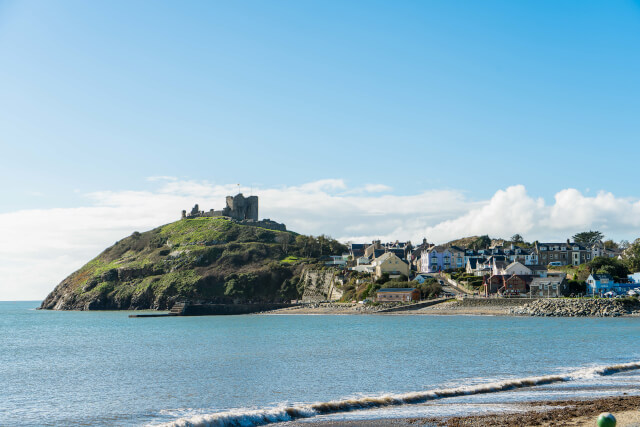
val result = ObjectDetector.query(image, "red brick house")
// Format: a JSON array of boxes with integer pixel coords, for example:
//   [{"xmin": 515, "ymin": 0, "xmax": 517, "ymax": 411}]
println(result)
[
  {"xmin": 484, "ymin": 274, "xmax": 535, "ymax": 296},
  {"xmin": 483, "ymin": 274, "xmax": 506, "ymax": 296},
  {"xmin": 499, "ymin": 274, "xmax": 534, "ymax": 296}
]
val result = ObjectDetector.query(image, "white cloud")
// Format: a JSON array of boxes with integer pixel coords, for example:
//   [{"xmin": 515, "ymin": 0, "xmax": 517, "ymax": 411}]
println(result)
[
  {"xmin": 146, "ymin": 176, "xmax": 178, "ymax": 182},
  {"xmin": 363, "ymin": 184, "xmax": 392, "ymax": 193},
  {"xmin": 2, "ymin": 180, "xmax": 640, "ymax": 301}
]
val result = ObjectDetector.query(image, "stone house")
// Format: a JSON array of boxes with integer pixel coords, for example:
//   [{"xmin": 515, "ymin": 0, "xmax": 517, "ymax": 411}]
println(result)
[
  {"xmin": 535, "ymin": 240, "xmax": 592, "ymax": 266},
  {"xmin": 530, "ymin": 275, "xmax": 569, "ymax": 298},
  {"xmin": 376, "ymin": 288, "xmax": 421, "ymax": 302}
]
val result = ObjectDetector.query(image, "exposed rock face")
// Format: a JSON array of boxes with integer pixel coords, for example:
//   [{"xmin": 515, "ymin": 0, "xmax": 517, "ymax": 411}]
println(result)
[
  {"xmin": 509, "ymin": 298, "xmax": 640, "ymax": 317},
  {"xmin": 300, "ymin": 270, "xmax": 342, "ymax": 302}
]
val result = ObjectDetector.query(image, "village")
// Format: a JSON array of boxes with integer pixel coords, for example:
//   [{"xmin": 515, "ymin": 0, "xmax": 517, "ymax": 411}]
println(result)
[{"xmin": 320, "ymin": 234, "xmax": 640, "ymax": 304}]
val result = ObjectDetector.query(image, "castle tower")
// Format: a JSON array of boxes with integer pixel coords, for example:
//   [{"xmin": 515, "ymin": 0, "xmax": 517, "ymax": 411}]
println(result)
[{"xmin": 224, "ymin": 193, "xmax": 258, "ymax": 220}]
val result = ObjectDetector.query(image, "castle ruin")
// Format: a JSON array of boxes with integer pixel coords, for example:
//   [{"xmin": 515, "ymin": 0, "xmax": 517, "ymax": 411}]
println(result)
[
  {"xmin": 182, "ymin": 193, "xmax": 258, "ymax": 221},
  {"xmin": 181, "ymin": 193, "xmax": 286, "ymax": 231}
]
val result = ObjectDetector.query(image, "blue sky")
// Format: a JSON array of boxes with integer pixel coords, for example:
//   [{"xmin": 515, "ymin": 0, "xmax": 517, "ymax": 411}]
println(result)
[
  {"xmin": 2, "ymin": 1, "xmax": 640, "ymax": 211},
  {"xmin": 3, "ymin": 1, "xmax": 640, "ymax": 299}
]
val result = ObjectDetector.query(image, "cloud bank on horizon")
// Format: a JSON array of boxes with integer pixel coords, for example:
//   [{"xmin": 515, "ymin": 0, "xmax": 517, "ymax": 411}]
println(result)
[{"xmin": 2, "ymin": 178, "xmax": 640, "ymax": 300}]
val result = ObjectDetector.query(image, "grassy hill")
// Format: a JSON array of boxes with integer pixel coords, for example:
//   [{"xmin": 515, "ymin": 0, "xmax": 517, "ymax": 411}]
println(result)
[{"xmin": 40, "ymin": 217, "xmax": 345, "ymax": 310}]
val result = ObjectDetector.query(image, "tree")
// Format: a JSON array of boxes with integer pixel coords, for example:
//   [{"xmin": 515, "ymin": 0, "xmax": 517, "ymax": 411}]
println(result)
[
  {"xmin": 567, "ymin": 279, "xmax": 586, "ymax": 295},
  {"xmin": 470, "ymin": 235, "xmax": 491, "ymax": 250},
  {"xmin": 588, "ymin": 256, "xmax": 629, "ymax": 282},
  {"xmin": 416, "ymin": 278, "xmax": 442, "ymax": 299},
  {"xmin": 603, "ymin": 240, "xmax": 618, "ymax": 250},
  {"xmin": 623, "ymin": 238, "xmax": 640, "ymax": 272},
  {"xmin": 572, "ymin": 230, "xmax": 604, "ymax": 245},
  {"xmin": 619, "ymin": 240, "xmax": 630, "ymax": 250},
  {"xmin": 510, "ymin": 234, "xmax": 524, "ymax": 244},
  {"xmin": 275, "ymin": 233, "xmax": 291, "ymax": 254}
]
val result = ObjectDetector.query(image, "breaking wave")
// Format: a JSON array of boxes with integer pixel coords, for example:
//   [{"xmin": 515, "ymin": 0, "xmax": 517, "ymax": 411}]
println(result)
[{"xmin": 158, "ymin": 361, "xmax": 640, "ymax": 427}]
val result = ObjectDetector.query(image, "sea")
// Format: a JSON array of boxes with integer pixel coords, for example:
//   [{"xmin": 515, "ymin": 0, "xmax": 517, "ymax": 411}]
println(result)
[{"xmin": 2, "ymin": 300, "xmax": 640, "ymax": 426}]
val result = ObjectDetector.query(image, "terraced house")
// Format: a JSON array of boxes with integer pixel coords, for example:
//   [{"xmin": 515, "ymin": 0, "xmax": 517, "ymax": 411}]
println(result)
[
  {"xmin": 372, "ymin": 252, "xmax": 410, "ymax": 279},
  {"xmin": 448, "ymin": 246, "xmax": 466, "ymax": 269},
  {"xmin": 534, "ymin": 240, "xmax": 591, "ymax": 266},
  {"xmin": 420, "ymin": 246, "xmax": 452, "ymax": 273}
]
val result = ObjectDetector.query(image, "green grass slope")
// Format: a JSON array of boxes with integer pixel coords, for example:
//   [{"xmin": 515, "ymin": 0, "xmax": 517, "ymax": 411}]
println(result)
[{"xmin": 40, "ymin": 218, "xmax": 345, "ymax": 310}]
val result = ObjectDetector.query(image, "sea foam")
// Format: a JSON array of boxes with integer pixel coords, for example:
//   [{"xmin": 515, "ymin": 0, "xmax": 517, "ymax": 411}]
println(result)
[{"xmin": 158, "ymin": 361, "xmax": 640, "ymax": 427}]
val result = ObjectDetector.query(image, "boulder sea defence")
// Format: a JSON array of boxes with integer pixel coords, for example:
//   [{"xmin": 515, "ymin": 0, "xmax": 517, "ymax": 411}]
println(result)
[{"xmin": 509, "ymin": 298, "xmax": 640, "ymax": 317}]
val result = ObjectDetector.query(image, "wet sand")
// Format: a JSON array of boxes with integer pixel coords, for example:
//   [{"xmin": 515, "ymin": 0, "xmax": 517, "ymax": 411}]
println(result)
[{"xmin": 282, "ymin": 395, "xmax": 640, "ymax": 426}]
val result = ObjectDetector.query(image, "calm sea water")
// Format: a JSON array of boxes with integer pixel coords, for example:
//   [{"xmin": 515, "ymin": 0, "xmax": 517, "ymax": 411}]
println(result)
[{"xmin": 2, "ymin": 301, "xmax": 640, "ymax": 426}]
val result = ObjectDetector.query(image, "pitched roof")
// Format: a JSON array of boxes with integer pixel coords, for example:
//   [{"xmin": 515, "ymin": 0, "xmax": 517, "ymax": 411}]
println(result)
[
  {"xmin": 376, "ymin": 252, "xmax": 406, "ymax": 263},
  {"xmin": 506, "ymin": 274, "xmax": 536, "ymax": 284},
  {"xmin": 494, "ymin": 261, "xmax": 509, "ymax": 269},
  {"xmin": 373, "ymin": 249, "xmax": 386, "ymax": 258},
  {"xmin": 377, "ymin": 288, "xmax": 417, "ymax": 292},
  {"xmin": 531, "ymin": 274, "xmax": 566, "ymax": 285},
  {"xmin": 504, "ymin": 261, "xmax": 531, "ymax": 270}
]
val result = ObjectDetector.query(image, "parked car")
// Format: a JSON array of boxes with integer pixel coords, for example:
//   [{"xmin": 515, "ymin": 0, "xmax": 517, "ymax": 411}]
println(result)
[{"xmin": 548, "ymin": 261, "xmax": 563, "ymax": 266}]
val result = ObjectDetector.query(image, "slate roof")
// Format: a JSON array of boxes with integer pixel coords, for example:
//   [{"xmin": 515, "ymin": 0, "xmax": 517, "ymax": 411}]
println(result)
[
  {"xmin": 377, "ymin": 288, "xmax": 418, "ymax": 293},
  {"xmin": 530, "ymin": 274, "xmax": 566, "ymax": 285}
]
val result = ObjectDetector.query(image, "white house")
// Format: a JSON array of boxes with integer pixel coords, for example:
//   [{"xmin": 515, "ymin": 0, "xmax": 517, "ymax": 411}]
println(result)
[{"xmin": 501, "ymin": 261, "xmax": 532, "ymax": 276}]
